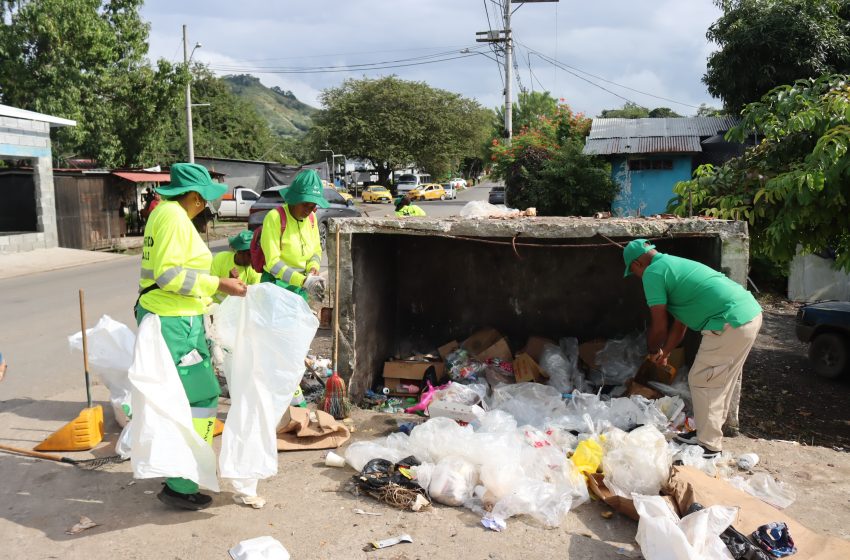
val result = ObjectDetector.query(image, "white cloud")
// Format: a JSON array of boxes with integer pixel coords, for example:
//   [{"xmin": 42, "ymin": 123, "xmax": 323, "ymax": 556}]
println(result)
[{"xmin": 141, "ymin": 0, "xmax": 723, "ymax": 116}]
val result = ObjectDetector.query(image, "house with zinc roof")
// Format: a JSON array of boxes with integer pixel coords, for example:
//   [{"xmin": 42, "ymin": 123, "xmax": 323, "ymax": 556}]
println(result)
[{"xmin": 582, "ymin": 116, "xmax": 743, "ymax": 216}]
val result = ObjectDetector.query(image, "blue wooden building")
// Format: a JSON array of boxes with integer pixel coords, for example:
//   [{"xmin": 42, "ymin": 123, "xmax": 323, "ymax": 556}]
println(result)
[{"xmin": 583, "ymin": 117, "xmax": 741, "ymax": 216}]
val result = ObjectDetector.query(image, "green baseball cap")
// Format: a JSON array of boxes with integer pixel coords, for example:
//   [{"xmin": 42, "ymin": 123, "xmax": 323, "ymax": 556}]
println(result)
[
  {"xmin": 157, "ymin": 163, "xmax": 228, "ymax": 201},
  {"xmin": 228, "ymin": 229, "xmax": 254, "ymax": 251},
  {"xmin": 283, "ymin": 169, "xmax": 329, "ymax": 208},
  {"xmin": 623, "ymin": 239, "xmax": 656, "ymax": 277}
]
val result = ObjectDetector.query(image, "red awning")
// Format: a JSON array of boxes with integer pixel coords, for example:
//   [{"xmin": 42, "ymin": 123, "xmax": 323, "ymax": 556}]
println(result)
[{"xmin": 112, "ymin": 171, "xmax": 171, "ymax": 183}]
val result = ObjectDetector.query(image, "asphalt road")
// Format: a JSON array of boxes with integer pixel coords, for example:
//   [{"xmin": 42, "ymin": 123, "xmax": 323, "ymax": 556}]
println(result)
[{"xmin": 0, "ymin": 182, "xmax": 499, "ymax": 409}]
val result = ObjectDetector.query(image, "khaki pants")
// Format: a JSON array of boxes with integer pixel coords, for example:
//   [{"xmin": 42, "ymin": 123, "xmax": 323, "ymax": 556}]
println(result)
[{"xmin": 689, "ymin": 313, "xmax": 762, "ymax": 451}]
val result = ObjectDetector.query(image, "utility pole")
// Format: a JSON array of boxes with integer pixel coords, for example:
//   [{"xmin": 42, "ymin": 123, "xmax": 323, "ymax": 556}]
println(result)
[
  {"xmin": 476, "ymin": 0, "xmax": 558, "ymax": 146},
  {"xmin": 183, "ymin": 25, "xmax": 194, "ymax": 163}
]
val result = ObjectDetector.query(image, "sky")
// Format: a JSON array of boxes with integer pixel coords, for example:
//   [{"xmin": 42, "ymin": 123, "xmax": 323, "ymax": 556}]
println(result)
[{"xmin": 140, "ymin": 0, "xmax": 723, "ymax": 117}]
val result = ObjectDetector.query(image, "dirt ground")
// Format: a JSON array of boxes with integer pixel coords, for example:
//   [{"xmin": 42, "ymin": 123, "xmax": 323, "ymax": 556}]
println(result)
[{"xmin": 1, "ymin": 303, "xmax": 849, "ymax": 559}]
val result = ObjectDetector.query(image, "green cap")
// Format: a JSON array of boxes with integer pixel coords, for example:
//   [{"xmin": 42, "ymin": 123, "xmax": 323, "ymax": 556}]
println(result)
[
  {"xmin": 283, "ymin": 169, "xmax": 329, "ymax": 208},
  {"xmin": 228, "ymin": 229, "xmax": 254, "ymax": 251},
  {"xmin": 623, "ymin": 239, "xmax": 656, "ymax": 277},
  {"xmin": 157, "ymin": 163, "xmax": 228, "ymax": 201}
]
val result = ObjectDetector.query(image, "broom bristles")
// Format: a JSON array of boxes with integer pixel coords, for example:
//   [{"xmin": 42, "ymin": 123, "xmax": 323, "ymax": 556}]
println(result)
[{"xmin": 321, "ymin": 371, "xmax": 350, "ymax": 419}]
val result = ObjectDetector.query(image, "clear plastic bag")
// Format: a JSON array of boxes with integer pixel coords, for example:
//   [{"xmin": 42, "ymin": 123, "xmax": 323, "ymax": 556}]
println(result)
[
  {"xmin": 540, "ymin": 343, "xmax": 574, "ymax": 394},
  {"xmin": 344, "ymin": 437, "xmax": 413, "ymax": 472},
  {"xmin": 633, "ymin": 493, "xmax": 737, "ymax": 560},
  {"xmin": 728, "ymin": 473, "xmax": 796, "ymax": 509},
  {"xmin": 459, "ymin": 201, "xmax": 516, "ymax": 219},
  {"xmin": 596, "ymin": 332, "xmax": 647, "ymax": 386},
  {"xmin": 427, "ymin": 456, "xmax": 479, "ymax": 506},
  {"xmin": 670, "ymin": 443, "xmax": 734, "ymax": 479},
  {"xmin": 602, "ymin": 425, "xmax": 671, "ymax": 498},
  {"xmin": 68, "ymin": 315, "xmax": 135, "ymax": 427},
  {"xmin": 487, "ymin": 383, "xmax": 567, "ymax": 428}
]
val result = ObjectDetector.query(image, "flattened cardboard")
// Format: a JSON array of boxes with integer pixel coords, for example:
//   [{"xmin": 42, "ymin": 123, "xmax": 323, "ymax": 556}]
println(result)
[
  {"xmin": 579, "ymin": 340, "xmax": 607, "ymax": 370},
  {"xmin": 635, "ymin": 359, "xmax": 677, "ymax": 386},
  {"xmin": 276, "ymin": 406, "xmax": 351, "ymax": 451},
  {"xmin": 382, "ymin": 361, "xmax": 445, "ymax": 380},
  {"xmin": 520, "ymin": 336, "xmax": 556, "ymax": 363},
  {"xmin": 588, "ymin": 473, "xmax": 679, "ymax": 521},
  {"xmin": 626, "ymin": 379, "xmax": 663, "ymax": 400}
]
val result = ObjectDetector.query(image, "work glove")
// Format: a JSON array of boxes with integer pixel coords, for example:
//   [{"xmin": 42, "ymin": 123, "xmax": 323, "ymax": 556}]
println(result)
[{"xmin": 303, "ymin": 274, "xmax": 326, "ymax": 301}]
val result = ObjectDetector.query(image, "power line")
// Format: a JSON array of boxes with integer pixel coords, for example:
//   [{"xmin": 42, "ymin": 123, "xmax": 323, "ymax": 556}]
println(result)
[
  {"xmin": 209, "ymin": 44, "xmax": 477, "ymax": 64},
  {"xmin": 521, "ymin": 42, "xmax": 701, "ymax": 109},
  {"xmin": 528, "ymin": 49, "xmax": 636, "ymax": 105},
  {"xmin": 208, "ymin": 53, "xmax": 482, "ymax": 75}
]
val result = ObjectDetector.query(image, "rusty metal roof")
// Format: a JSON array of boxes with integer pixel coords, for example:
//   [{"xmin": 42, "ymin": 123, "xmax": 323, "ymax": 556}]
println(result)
[{"xmin": 583, "ymin": 116, "xmax": 741, "ymax": 156}]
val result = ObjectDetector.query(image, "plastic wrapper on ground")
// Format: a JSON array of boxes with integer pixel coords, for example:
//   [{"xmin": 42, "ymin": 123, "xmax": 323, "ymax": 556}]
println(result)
[
  {"xmin": 728, "ymin": 473, "xmax": 796, "ymax": 509},
  {"xmin": 602, "ymin": 425, "xmax": 672, "ymax": 498}
]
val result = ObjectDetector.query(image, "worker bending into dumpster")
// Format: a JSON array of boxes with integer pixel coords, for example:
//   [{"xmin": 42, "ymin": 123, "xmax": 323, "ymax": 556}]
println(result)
[
  {"xmin": 394, "ymin": 195, "xmax": 426, "ymax": 217},
  {"xmin": 623, "ymin": 239, "xmax": 762, "ymax": 457},
  {"xmin": 136, "ymin": 163, "xmax": 247, "ymax": 510},
  {"xmin": 211, "ymin": 229, "xmax": 261, "ymax": 303},
  {"xmin": 259, "ymin": 169, "xmax": 326, "ymax": 302}
]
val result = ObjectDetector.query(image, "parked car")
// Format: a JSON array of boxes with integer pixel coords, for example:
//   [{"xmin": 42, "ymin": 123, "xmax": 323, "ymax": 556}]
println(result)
[
  {"xmin": 795, "ymin": 301, "xmax": 850, "ymax": 378},
  {"xmin": 450, "ymin": 177, "xmax": 467, "ymax": 190},
  {"xmin": 410, "ymin": 183, "xmax": 446, "ymax": 201},
  {"xmin": 361, "ymin": 185, "xmax": 392, "ymax": 203},
  {"xmin": 441, "ymin": 182, "xmax": 457, "ymax": 200},
  {"xmin": 395, "ymin": 173, "xmax": 421, "ymax": 196},
  {"xmin": 488, "ymin": 185, "xmax": 506, "ymax": 205},
  {"xmin": 216, "ymin": 187, "xmax": 259, "ymax": 220},
  {"xmin": 323, "ymin": 180, "xmax": 353, "ymax": 202},
  {"xmin": 248, "ymin": 186, "xmax": 361, "ymax": 248}
]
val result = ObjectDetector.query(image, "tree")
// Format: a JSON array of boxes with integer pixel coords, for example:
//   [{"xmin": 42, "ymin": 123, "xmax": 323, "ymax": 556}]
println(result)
[
  {"xmin": 307, "ymin": 76, "xmax": 492, "ymax": 184},
  {"xmin": 491, "ymin": 103, "xmax": 617, "ymax": 216},
  {"xmin": 669, "ymin": 75, "xmax": 850, "ymax": 271},
  {"xmin": 704, "ymin": 0, "xmax": 850, "ymax": 112},
  {"xmin": 494, "ymin": 90, "xmax": 559, "ymax": 136},
  {"xmin": 696, "ymin": 103, "xmax": 726, "ymax": 117},
  {"xmin": 598, "ymin": 102, "xmax": 682, "ymax": 119},
  {"xmin": 0, "ymin": 0, "xmax": 186, "ymax": 167}
]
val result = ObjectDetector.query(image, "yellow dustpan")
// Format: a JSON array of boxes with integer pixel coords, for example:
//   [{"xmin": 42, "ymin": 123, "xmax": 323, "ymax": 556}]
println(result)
[{"xmin": 35, "ymin": 290, "xmax": 104, "ymax": 452}]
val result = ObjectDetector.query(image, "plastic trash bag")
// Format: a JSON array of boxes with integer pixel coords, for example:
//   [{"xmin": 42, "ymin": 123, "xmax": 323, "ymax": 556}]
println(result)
[
  {"xmin": 728, "ymin": 473, "xmax": 796, "ymax": 509},
  {"xmin": 488, "ymin": 383, "xmax": 567, "ymax": 428},
  {"xmin": 596, "ymin": 332, "xmax": 647, "ymax": 386},
  {"xmin": 670, "ymin": 443, "xmax": 734, "ymax": 479},
  {"xmin": 572, "ymin": 438, "xmax": 603, "ymax": 476},
  {"xmin": 128, "ymin": 314, "xmax": 219, "ymax": 492},
  {"xmin": 228, "ymin": 536, "xmax": 290, "ymax": 560},
  {"xmin": 345, "ymin": 437, "xmax": 413, "ymax": 472},
  {"xmin": 540, "ymin": 342, "xmax": 574, "ymax": 394},
  {"xmin": 212, "ymin": 284, "xmax": 319, "ymax": 496},
  {"xmin": 68, "ymin": 314, "xmax": 135, "ymax": 427},
  {"xmin": 459, "ymin": 201, "xmax": 516, "ymax": 219},
  {"xmin": 427, "ymin": 456, "xmax": 479, "ymax": 506},
  {"xmin": 633, "ymin": 493, "xmax": 737, "ymax": 560},
  {"xmin": 602, "ymin": 425, "xmax": 671, "ymax": 498}
]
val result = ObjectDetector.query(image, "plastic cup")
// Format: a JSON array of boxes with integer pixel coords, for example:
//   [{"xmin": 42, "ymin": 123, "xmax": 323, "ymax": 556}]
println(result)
[{"xmin": 325, "ymin": 451, "xmax": 346, "ymax": 468}]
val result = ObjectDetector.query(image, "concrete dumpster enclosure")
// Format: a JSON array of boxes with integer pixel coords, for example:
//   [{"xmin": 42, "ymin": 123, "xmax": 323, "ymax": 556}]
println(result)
[{"xmin": 327, "ymin": 216, "xmax": 750, "ymax": 398}]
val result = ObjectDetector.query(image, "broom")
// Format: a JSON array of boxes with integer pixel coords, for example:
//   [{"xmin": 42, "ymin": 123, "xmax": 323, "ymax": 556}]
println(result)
[{"xmin": 322, "ymin": 227, "xmax": 350, "ymax": 420}]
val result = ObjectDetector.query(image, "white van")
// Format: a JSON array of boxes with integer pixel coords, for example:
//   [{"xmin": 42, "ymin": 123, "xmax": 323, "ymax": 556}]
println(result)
[{"xmin": 395, "ymin": 173, "xmax": 432, "ymax": 195}]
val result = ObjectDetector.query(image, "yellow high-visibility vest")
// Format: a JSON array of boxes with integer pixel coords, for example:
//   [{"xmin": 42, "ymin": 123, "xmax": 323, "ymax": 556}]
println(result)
[
  {"xmin": 260, "ymin": 205, "xmax": 321, "ymax": 289},
  {"xmin": 210, "ymin": 250, "xmax": 261, "ymax": 303}
]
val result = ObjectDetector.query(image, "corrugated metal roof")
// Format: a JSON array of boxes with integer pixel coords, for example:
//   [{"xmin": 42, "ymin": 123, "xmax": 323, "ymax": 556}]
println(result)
[
  {"xmin": 588, "ymin": 116, "xmax": 739, "ymax": 139},
  {"xmin": 112, "ymin": 171, "xmax": 171, "ymax": 183},
  {"xmin": 583, "ymin": 136, "xmax": 703, "ymax": 155},
  {"xmin": 0, "ymin": 104, "xmax": 76, "ymax": 127}
]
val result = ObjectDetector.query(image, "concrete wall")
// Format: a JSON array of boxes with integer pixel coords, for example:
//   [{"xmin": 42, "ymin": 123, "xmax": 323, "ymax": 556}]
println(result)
[
  {"xmin": 788, "ymin": 250, "xmax": 850, "ymax": 302},
  {"xmin": 328, "ymin": 216, "xmax": 751, "ymax": 398},
  {"xmin": 611, "ymin": 154, "xmax": 693, "ymax": 217},
  {"xmin": 0, "ymin": 116, "xmax": 58, "ymax": 253}
]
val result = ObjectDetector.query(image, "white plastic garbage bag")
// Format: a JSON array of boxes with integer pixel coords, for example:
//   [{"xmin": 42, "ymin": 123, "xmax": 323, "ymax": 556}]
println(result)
[
  {"xmin": 128, "ymin": 314, "xmax": 219, "ymax": 491},
  {"xmin": 540, "ymin": 339, "xmax": 580, "ymax": 394},
  {"xmin": 213, "ymin": 284, "xmax": 319, "ymax": 496},
  {"xmin": 602, "ymin": 425, "xmax": 671, "ymax": 498},
  {"xmin": 69, "ymin": 315, "xmax": 135, "ymax": 426},
  {"xmin": 459, "ymin": 200, "xmax": 516, "ymax": 218},
  {"xmin": 633, "ymin": 493, "xmax": 736, "ymax": 560},
  {"xmin": 427, "ymin": 456, "xmax": 479, "ymax": 506},
  {"xmin": 228, "ymin": 536, "xmax": 290, "ymax": 560}
]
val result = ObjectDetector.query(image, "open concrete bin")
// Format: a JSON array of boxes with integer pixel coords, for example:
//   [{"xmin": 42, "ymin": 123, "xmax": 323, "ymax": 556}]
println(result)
[{"xmin": 326, "ymin": 216, "xmax": 751, "ymax": 400}]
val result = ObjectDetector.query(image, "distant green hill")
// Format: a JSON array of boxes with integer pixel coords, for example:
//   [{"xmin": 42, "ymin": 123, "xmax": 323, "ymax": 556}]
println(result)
[{"xmin": 223, "ymin": 74, "xmax": 317, "ymax": 137}]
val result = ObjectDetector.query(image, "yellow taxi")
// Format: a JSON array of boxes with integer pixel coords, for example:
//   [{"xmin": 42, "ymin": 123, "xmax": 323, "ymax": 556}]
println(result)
[
  {"xmin": 323, "ymin": 180, "xmax": 354, "ymax": 202},
  {"xmin": 409, "ymin": 183, "xmax": 446, "ymax": 201},
  {"xmin": 361, "ymin": 184, "xmax": 393, "ymax": 203}
]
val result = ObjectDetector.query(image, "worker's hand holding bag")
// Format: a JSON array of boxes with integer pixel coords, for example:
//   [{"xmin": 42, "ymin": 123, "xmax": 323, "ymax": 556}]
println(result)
[
  {"xmin": 303, "ymin": 274, "xmax": 326, "ymax": 300},
  {"xmin": 219, "ymin": 277, "xmax": 248, "ymax": 297}
]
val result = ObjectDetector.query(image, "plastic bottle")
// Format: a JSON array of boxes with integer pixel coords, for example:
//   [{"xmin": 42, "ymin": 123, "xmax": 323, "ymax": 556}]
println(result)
[{"xmin": 292, "ymin": 386, "xmax": 307, "ymax": 408}]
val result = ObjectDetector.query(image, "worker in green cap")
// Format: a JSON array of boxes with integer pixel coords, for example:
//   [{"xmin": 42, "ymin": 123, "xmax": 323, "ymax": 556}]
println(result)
[
  {"xmin": 394, "ymin": 195, "xmax": 426, "ymax": 217},
  {"xmin": 260, "ymin": 169, "xmax": 327, "ymax": 301},
  {"xmin": 623, "ymin": 239, "xmax": 762, "ymax": 458},
  {"xmin": 210, "ymin": 229, "xmax": 261, "ymax": 303},
  {"xmin": 136, "ymin": 162, "xmax": 247, "ymax": 511}
]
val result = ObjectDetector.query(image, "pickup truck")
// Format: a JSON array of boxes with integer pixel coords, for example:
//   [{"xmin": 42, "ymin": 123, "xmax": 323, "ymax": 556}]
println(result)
[
  {"xmin": 795, "ymin": 301, "xmax": 850, "ymax": 378},
  {"xmin": 216, "ymin": 187, "xmax": 259, "ymax": 220}
]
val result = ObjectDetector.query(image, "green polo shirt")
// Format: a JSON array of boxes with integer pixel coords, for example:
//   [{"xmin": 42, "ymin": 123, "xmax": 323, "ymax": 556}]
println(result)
[{"xmin": 642, "ymin": 253, "xmax": 761, "ymax": 331}]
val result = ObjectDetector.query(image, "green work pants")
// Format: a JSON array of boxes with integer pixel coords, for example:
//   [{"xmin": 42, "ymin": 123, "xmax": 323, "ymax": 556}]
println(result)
[
  {"xmin": 136, "ymin": 305, "xmax": 219, "ymax": 495},
  {"xmin": 261, "ymin": 271, "xmax": 308, "ymax": 301}
]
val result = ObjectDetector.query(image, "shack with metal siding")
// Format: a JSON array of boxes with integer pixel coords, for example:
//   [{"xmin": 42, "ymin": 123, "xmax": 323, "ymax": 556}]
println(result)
[{"xmin": 583, "ymin": 117, "xmax": 743, "ymax": 216}]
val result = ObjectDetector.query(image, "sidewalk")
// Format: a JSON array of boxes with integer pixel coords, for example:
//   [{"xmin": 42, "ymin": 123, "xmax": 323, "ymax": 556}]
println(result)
[{"xmin": 0, "ymin": 248, "xmax": 132, "ymax": 280}]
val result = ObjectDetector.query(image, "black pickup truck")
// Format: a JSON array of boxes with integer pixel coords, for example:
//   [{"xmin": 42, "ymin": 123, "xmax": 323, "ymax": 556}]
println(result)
[{"xmin": 795, "ymin": 301, "xmax": 850, "ymax": 378}]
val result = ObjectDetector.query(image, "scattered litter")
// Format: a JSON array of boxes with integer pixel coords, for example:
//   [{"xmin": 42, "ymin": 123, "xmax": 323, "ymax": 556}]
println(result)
[
  {"xmin": 364, "ymin": 534, "xmax": 413, "ymax": 551},
  {"xmin": 481, "ymin": 516, "xmax": 507, "ymax": 532},
  {"xmin": 228, "ymin": 536, "xmax": 289, "ymax": 560},
  {"xmin": 728, "ymin": 473, "xmax": 796, "ymax": 509},
  {"xmin": 233, "ymin": 495, "xmax": 266, "ymax": 509},
  {"xmin": 459, "ymin": 201, "xmax": 534, "ymax": 219},
  {"xmin": 324, "ymin": 451, "xmax": 346, "ymax": 467},
  {"xmin": 66, "ymin": 516, "xmax": 98, "ymax": 535},
  {"xmin": 353, "ymin": 508, "xmax": 382, "ymax": 516},
  {"xmin": 752, "ymin": 522, "xmax": 796, "ymax": 558},
  {"xmin": 736, "ymin": 453, "xmax": 759, "ymax": 470},
  {"xmin": 144, "ymin": 490, "xmax": 154, "ymax": 494},
  {"xmin": 601, "ymin": 510, "xmax": 614, "ymax": 519}
]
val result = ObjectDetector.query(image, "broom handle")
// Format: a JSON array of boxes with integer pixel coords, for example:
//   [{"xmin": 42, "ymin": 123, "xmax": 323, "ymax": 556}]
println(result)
[
  {"xmin": 333, "ymin": 227, "xmax": 341, "ymax": 370},
  {"xmin": 0, "ymin": 443, "xmax": 67, "ymax": 463},
  {"xmin": 79, "ymin": 289, "xmax": 92, "ymax": 409}
]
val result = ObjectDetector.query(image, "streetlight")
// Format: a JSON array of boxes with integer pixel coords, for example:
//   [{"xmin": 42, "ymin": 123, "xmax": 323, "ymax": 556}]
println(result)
[{"xmin": 183, "ymin": 24, "xmax": 202, "ymax": 163}]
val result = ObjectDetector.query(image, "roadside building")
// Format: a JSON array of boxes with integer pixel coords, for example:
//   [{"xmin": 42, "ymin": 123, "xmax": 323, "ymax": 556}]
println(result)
[{"xmin": 583, "ymin": 117, "xmax": 743, "ymax": 216}]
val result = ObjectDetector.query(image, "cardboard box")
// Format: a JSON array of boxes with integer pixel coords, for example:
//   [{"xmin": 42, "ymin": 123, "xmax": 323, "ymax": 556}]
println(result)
[
  {"xmin": 634, "ymin": 359, "xmax": 677, "ymax": 386},
  {"xmin": 428, "ymin": 400, "xmax": 485, "ymax": 424},
  {"xmin": 626, "ymin": 379, "xmax": 663, "ymax": 400},
  {"xmin": 477, "ymin": 338, "xmax": 512, "ymax": 362},
  {"xmin": 579, "ymin": 339, "xmax": 607, "ymax": 370},
  {"xmin": 382, "ymin": 376, "xmax": 422, "ymax": 396},
  {"xmin": 520, "ymin": 336, "xmax": 556, "ymax": 363},
  {"xmin": 463, "ymin": 328, "xmax": 512, "ymax": 362},
  {"xmin": 588, "ymin": 473, "xmax": 679, "ymax": 521},
  {"xmin": 667, "ymin": 347, "xmax": 685, "ymax": 370},
  {"xmin": 382, "ymin": 360, "xmax": 445, "ymax": 381},
  {"xmin": 437, "ymin": 340, "xmax": 459, "ymax": 361}
]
